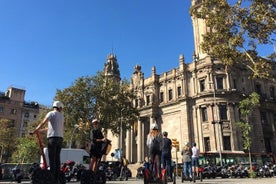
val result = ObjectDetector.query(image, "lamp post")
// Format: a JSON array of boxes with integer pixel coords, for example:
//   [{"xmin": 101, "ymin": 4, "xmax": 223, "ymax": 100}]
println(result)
[
  {"xmin": 69, "ymin": 124, "xmax": 80, "ymax": 149},
  {"xmin": 209, "ymin": 80, "xmax": 223, "ymax": 166},
  {"xmin": 0, "ymin": 145, "xmax": 3, "ymax": 162},
  {"xmin": 120, "ymin": 108, "xmax": 125, "ymax": 159}
]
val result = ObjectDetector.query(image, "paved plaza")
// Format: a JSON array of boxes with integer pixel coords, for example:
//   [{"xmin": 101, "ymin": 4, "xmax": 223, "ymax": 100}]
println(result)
[{"xmin": 1, "ymin": 177, "xmax": 276, "ymax": 184}]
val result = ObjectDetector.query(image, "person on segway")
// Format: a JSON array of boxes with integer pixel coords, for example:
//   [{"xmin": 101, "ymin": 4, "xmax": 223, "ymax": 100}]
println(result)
[
  {"xmin": 31, "ymin": 101, "xmax": 64, "ymax": 184},
  {"xmin": 161, "ymin": 131, "xmax": 172, "ymax": 181},
  {"xmin": 89, "ymin": 118, "xmax": 107, "ymax": 172},
  {"xmin": 146, "ymin": 123, "xmax": 164, "ymax": 180}
]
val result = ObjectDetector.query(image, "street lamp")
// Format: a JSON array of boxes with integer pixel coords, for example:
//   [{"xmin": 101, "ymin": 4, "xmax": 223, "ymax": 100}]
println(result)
[
  {"xmin": 120, "ymin": 108, "xmax": 125, "ymax": 159},
  {"xmin": 209, "ymin": 80, "xmax": 223, "ymax": 166},
  {"xmin": 69, "ymin": 124, "xmax": 80, "ymax": 149}
]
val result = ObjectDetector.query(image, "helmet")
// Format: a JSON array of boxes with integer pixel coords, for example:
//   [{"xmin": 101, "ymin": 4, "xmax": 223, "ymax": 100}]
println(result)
[
  {"xmin": 150, "ymin": 123, "xmax": 158, "ymax": 130},
  {"xmin": 163, "ymin": 131, "xmax": 168, "ymax": 136},
  {"xmin": 52, "ymin": 101, "xmax": 64, "ymax": 109}
]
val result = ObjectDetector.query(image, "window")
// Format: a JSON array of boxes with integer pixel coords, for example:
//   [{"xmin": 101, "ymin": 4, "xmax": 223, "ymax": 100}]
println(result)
[
  {"xmin": 11, "ymin": 109, "xmax": 17, "ymax": 114},
  {"xmin": 159, "ymin": 92, "xmax": 164, "ymax": 103},
  {"xmin": 264, "ymin": 138, "xmax": 272, "ymax": 153},
  {"xmin": 204, "ymin": 137, "xmax": 210, "ymax": 152},
  {"xmin": 0, "ymin": 106, "xmax": 3, "ymax": 112},
  {"xmin": 216, "ymin": 77, "xmax": 224, "ymax": 89},
  {"xmin": 177, "ymin": 86, "xmax": 181, "ymax": 97},
  {"xmin": 270, "ymin": 86, "xmax": 275, "ymax": 99},
  {"xmin": 260, "ymin": 111, "xmax": 267, "ymax": 124},
  {"xmin": 223, "ymin": 136, "xmax": 231, "ymax": 150},
  {"xmin": 146, "ymin": 95, "xmax": 150, "ymax": 106},
  {"xmin": 255, "ymin": 84, "xmax": 262, "ymax": 95},
  {"xmin": 219, "ymin": 105, "xmax": 227, "ymax": 120},
  {"xmin": 168, "ymin": 89, "xmax": 173, "ymax": 100},
  {"xmin": 199, "ymin": 79, "xmax": 205, "ymax": 92},
  {"xmin": 233, "ymin": 79, "xmax": 237, "ymax": 89},
  {"xmin": 201, "ymin": 107, "xmax": 208, "ymax": 122}
]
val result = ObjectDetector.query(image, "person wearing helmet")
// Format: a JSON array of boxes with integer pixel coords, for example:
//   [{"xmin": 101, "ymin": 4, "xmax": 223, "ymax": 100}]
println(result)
[
  {"xmin": 31, "ymin": 100, "xmax": 64, "ymax": 184},
  {"xmin": 161, "ymin": 131, "xmax": 172, "ymax": 181},
  {"xmin": 146, "ymin": 123, "xmax": 163, "ymax": 180}
]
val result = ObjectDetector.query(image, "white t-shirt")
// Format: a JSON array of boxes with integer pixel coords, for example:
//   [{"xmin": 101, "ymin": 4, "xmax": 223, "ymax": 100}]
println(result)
[
  {"xmin": 192, "ymin": 146, "xmax": 199, "ymax": 158},
  {"xmin": 46, "ymin": 110, "xmax": 64, "ymax": 138}
]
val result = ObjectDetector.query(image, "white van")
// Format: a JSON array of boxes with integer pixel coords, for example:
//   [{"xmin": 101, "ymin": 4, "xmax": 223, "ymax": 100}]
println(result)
[{"xmin": 42, "ymin": 148, "xmax": 90, "ymax": 169}]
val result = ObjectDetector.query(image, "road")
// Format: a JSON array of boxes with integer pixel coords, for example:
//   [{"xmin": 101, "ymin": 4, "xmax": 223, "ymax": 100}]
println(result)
[{"xmin": 1, "ymin": 177, "xmax": 276, "ymax": 184}]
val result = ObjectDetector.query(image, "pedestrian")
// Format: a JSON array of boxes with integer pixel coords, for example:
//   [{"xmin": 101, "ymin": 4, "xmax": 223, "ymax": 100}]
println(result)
[
  {"xmin": 191, "ymin": 142, "xmax": 200, "ymax": 176},
  {"xmin": 31, "ymin": 101, "xmax": 64, "ymax": 184},
  {"xmin": 181, "ymin": 142, "xmax": 192, "ymax": 179},
  {"xmin": 89, "ymin": 118, "xmax": 107, "ymax": 172},
  {"xmin": 161, "ymin": 131, "xmax": 172, "ymax": 181},
  {"xmin": 120, "ymin": 154, "xmax": 129, "ymax": 179},
  {"xmin": 146, "ymin": 123, "xmax": 163, "ymax": 180}
]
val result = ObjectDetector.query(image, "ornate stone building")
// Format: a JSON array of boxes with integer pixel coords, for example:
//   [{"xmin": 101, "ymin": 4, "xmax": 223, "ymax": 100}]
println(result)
[{"xmin": 121, "ymin": 0, "xmax": 276, "ymax": 164}]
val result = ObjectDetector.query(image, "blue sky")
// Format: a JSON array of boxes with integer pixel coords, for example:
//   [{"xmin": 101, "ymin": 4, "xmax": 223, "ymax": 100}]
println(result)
[{"xmin": 0, "ymin": 0, "xmax": 194, "ymax": 106}]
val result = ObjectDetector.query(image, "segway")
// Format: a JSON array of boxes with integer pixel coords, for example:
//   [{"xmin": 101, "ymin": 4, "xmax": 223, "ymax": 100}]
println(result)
[
  {"xmin": 80, "ymin": 139, "xmax": 111, "ymax": 184},
  {"xmin": 29, "ymin": 131, "xmax": 65, "ymax": 184},
  {"xmin": 143, "ymin": 157, "xmax": 168, "ymax": 184}
]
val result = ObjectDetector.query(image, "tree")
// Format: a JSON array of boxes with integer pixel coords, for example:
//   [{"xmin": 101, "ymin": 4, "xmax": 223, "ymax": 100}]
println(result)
[
  {"xmin": 236, "ymin": 92, "xmax": 260, "ymax": 176},
  {"xmin": 10, "ymin": 111, "xmax": 50, "ymax": 163},
  {"xmin": 55, "ymin": 72, "xmax": 139, "ymax": 148},
  {"xmin": 190, "ymin": 0, "xmax": 276, "ymax": 79},
  {"xmin": 11, "ymin": 135, "xmax": 40, "ymax": 163},
  {"xmin": 0, "ymin": 118, "xmax": 17, "ymax": 162}
]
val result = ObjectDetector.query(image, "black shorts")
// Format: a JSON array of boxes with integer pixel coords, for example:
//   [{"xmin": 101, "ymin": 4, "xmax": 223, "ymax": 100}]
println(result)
[{"xmin": 90, "ymin": 144, "xmax": 102, "ymax": 158}]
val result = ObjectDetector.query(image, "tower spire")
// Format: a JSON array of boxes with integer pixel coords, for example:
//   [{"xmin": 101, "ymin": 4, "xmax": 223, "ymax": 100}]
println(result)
[{"xmin": 191, "ymin": 0, "xmax": 209, "ymax": 59}]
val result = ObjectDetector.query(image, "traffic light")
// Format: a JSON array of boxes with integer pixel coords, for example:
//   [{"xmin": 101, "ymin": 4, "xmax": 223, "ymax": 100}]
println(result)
[{"xmin": 171, "ymin": 138, "xmax": 179, "ymax": 151}]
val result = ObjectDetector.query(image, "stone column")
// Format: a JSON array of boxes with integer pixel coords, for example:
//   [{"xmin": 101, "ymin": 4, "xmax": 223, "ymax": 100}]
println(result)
[
  {"xmin": 137, "ymin": 119, "xmax": 143, "ymax": 163},
  {"xmin": 126, "ymin": 129, "xmax": 131, "ymax": 161}
]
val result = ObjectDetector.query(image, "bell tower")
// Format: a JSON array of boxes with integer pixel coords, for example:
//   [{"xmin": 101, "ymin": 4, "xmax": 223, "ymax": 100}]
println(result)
[
  {"xmin": 191, "ymin": 0, "xmax": 209, "ymax": 59},
  {"xmin": 103, "ymin": 53, "xmax": 121, "ymax": 83}
]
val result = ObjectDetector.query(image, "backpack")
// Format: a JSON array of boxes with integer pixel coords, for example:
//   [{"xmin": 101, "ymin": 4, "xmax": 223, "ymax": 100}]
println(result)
[
  {"xmin": 150, "ymin": 138, "xmax": 160, "ymax": 153},
  {"xmin": 101, "ymin": 139, "xmax": 112, "ymax": 155}
]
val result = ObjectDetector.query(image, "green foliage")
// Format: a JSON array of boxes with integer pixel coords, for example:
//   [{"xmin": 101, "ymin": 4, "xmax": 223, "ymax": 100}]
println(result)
[
  {"xmin": 0, "ymin": 118, "xmax": 17, "ymax": 162},
  {"xmin": 235, "ymin": 92, "xmax": 260, "ymax": 171},
  {"xmin": 55, "ymin": 72, "xmax": 139, "ymax": 148},
  {"xmin": 11, "ymin": 135, "xmax": 40, "ymax": 163},
  {"xmin": 190, "ymin": 0, "xmax": 275, "ymax": 79},
  {"xmin": 236, "ymin": 92, "xmax": 260, "ymax": 150}
]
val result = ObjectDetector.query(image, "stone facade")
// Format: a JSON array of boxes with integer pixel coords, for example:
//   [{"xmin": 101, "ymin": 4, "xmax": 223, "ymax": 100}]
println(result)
[
  {"xmin": 120, "ymin": 0, "xmax": 276, "ymax": 164},
  {"xmin": 127, "ymin": 55, "xmax": 276, "ymax": 164}
]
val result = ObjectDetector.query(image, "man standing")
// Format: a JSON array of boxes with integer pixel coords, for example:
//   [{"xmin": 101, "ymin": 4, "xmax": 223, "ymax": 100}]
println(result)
[
  {"xmin": 32, "ymin": 101, "xmax": 64, "ymax": 184},
  {"xmin": 161, "ymin": 131, "xmax": 172, "ymax": 180},
  {"xmin": 191, "ymin": 142, "xmax": 199, "ymax": 177}
]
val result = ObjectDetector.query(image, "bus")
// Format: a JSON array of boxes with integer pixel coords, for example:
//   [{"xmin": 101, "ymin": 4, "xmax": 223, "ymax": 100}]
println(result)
[{"xmin": 198, "ymin": 151, "xmax": 276, "ymax": 166}]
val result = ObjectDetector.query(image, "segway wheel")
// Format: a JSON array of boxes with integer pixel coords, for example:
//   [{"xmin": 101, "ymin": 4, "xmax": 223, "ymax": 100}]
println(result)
[
  {"xmin": 31, "ymin": 168, "xmax": 53, "ymax": 184},
  {"xmin": 58, "ymin": 170, "xmax": 66, "ymax": 184},
  {"xmin": 80, "ymin": 170, "xmax": 95, "ymax": 184},
  {"xmin": 95, "ymin": 170, "xmax": 106, "ymax": 184}
]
